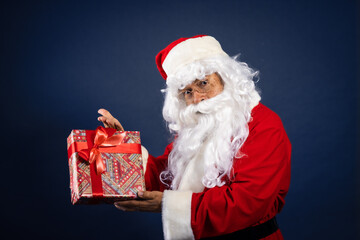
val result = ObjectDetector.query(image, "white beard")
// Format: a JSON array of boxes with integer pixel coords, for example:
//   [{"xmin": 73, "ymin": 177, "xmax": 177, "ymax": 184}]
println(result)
[{"xmin": 162, "ymin": 89, "xmax": 251, "ymax": 191}]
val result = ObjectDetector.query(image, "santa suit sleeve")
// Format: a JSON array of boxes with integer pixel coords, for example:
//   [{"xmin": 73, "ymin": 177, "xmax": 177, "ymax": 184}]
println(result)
[
  {"xmin": 161, "ymin": 107, "xmax": 292, "ymax": 239},
  {"xmin": 143, "ymin": 143, "xmax": 173, "ymax": 192}
]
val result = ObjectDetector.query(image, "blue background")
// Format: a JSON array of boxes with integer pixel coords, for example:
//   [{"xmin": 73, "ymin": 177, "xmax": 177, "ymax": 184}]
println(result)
[{"xmin": 1, "ymin": 0, "xmax": 358, "ymax": 239}]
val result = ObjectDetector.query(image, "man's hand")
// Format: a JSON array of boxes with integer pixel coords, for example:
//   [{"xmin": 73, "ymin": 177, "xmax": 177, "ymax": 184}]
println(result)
[
  {"xmin": 114, "ymin": 191, "xmax": 163, "ymax": 213},
  {"xmin": 97, "ymin": 108, "xmax": 124, "ymax": 131}
]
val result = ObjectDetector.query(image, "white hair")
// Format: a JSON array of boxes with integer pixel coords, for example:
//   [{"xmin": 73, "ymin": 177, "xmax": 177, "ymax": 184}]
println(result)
[{"xmin": 160, "ymin": 55, "xmax": 260, "ymax": 189}]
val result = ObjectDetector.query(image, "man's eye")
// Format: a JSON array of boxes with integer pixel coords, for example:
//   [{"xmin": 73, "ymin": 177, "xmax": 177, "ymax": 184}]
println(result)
[
  {"xmin": 201, "ymin": 80, "xmax": 208, "ymax": 85},
  {"xmin": 184, "ymin": 90, "xmax": 192, "ymax": 95}
]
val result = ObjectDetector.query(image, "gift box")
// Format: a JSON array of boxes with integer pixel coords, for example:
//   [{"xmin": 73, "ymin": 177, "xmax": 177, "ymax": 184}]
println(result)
[{"xmin": 67, "ymin": 126, "xmax": 146, "ymax": 204}]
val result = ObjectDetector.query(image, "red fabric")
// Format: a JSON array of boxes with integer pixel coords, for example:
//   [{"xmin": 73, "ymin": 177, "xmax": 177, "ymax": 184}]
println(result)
[
  {"xmin": 145, "ymin": 143, "xmax": 172, "ymax": 192},
  {"xmin": 144, "ymin": 103, "xmax": 291, "ymax": 239},
  {"xmin": 155, "ymin": 35, "xmax": 207, "ymax": 80}
]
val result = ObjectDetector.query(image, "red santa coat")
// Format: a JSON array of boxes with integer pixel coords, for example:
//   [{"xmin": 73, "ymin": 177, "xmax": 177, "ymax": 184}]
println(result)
[{"xmin": 144, "ymin": 103, "xmax": 291, "ymax": 240}]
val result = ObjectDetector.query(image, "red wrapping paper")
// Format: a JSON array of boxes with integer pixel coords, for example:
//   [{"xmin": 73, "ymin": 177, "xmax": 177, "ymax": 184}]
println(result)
[{"xmin": 67, "ymin": 127, "xmax": 145, "ymax": 204}]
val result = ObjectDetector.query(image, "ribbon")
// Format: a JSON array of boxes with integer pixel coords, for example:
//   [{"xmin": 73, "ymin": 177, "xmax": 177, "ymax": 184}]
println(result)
[
  {"xmin": 67, "ymin": 126, "xmax": 141, "ymax": 198},
  {"xmin": 78, "ymin": 126, "xmax": 125, "ymax": 175}
]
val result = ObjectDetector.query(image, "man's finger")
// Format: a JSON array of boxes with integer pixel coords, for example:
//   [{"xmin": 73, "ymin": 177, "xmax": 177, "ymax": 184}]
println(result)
[
  {"xmin": 114, "ymin": 121, "xmax": 125, "ymax": 131},
  {"xmin": 97, "ymin": 116, "xmax": 107, "ymax": 123},
  {"xmin": 98, "ymin": 109, "xmax": 124, "ymax": 131},
  {"xmin": 98, "ymin": 108, "xmax": 114, "ymax": 118},
  {"xmin": 115, "ymin": 200, "xmax": 138, "ymax": 208},
  {"xmin": 104, "ymin": 118, "xmax": 115, "ymax": 129},
  {"xmin": 114, "ymin": 204, "xmax": 126, "ymax": 211},
  {"xmin": 137, "ymin": 191, "xmax": 153, "ymax": 200},
  {"xmin": 98, "ymin": 117, "xmax": 111, "ymax": 128},
  {"xmin": 115, "ymin": 200, "xmax": 151, "ymax": 211},
  {"xmin": 115, "ymin": 205, "xmax": 137, "ymax": 212}
]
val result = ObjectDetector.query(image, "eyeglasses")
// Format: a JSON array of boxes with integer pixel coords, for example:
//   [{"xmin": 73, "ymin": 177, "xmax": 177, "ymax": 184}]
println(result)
[{"xmin": 178, "ymin": 80, "xmax": 212, "ymax": 99}]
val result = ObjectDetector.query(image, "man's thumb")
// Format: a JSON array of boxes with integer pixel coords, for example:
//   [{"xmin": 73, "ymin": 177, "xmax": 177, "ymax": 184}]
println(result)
[{"xmin": 137, "ymin": 191, "xmax": 151, "ymax": 199}]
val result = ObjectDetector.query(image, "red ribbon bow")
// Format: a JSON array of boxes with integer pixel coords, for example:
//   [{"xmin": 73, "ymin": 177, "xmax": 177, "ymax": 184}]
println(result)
[{"xmin": 78, "ymin": 126, "xmax": 125, "ymax": 175}]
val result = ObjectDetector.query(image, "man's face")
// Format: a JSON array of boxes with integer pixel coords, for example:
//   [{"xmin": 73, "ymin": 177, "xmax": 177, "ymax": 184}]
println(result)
[{"xmin": 179, "ymin": 72, "xmax": 224, "ymax": 106}]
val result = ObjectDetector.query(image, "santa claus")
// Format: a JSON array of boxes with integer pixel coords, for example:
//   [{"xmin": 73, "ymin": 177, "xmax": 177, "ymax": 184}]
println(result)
[{"xmin": 97, "ymin": 35, "xmax": 291, "ymax": 240}]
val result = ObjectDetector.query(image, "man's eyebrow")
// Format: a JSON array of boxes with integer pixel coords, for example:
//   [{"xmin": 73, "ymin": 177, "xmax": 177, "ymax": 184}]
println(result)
[
  {"xmin": 200, "ymin": 76, "xmax": 210, "ymax": 81},
  {"xmin": 193, "ymin": 79, "xmax": 203, "ymax": 84},
  {"xmin": 178, "ymin": 87, "xmax": 190, "ymax": 93}
]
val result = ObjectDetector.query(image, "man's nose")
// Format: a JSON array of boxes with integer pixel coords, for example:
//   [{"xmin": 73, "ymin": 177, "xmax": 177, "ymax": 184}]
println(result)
[{"xmin": 193, "ymin": 91, "xmax": 207, "ymax": 104}]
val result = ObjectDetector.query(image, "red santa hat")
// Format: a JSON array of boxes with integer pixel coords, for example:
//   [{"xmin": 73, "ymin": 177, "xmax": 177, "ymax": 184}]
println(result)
[{"xmin": 155, "ymin": 35, "xmax": 228, "ymax": 80}]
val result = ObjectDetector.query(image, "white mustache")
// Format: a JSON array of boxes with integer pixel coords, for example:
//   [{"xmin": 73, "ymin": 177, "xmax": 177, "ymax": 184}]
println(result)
[
  {"xmin": 179, "ymin": 93, "xmax": 231, "ymax": 128},
  {"xmin": 188, "ymin": 93, "xmax": 228, "ymax": 114}
]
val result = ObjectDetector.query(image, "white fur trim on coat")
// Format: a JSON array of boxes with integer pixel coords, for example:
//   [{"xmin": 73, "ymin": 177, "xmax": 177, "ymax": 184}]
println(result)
[
  {"xmin": 141, "ymin": 145, "xmax": 149, "ymax": 173},
  {"xmin": 162, "ymin": 190, "xmax": 194, "ymax": 240}
]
